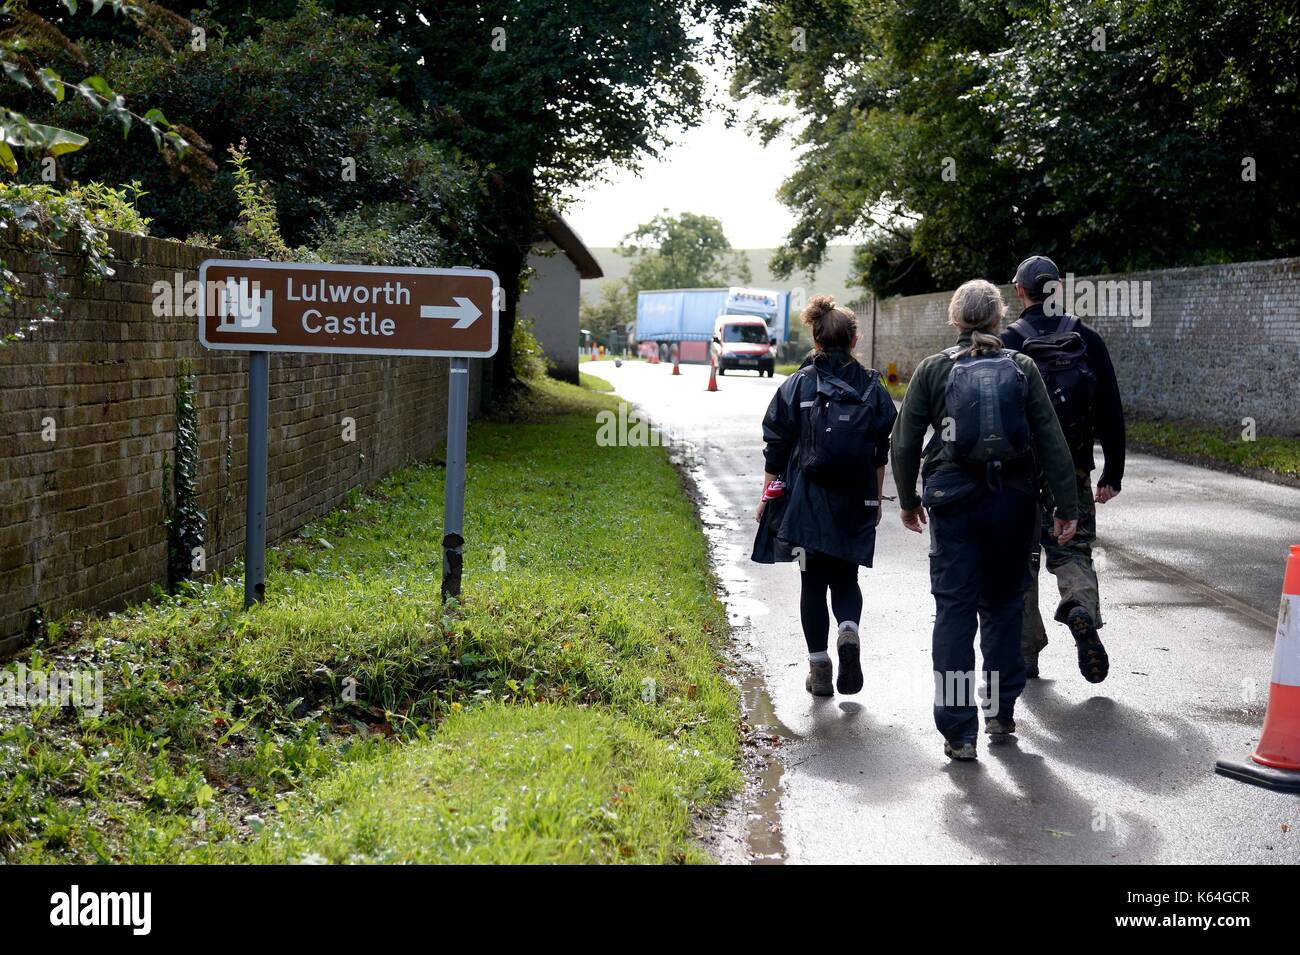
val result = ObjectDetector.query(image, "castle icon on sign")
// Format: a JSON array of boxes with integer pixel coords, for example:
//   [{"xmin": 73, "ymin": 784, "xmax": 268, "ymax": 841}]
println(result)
[{"xmin": 215, "ymin": 277, "xmax": 276, "ymax": 334}]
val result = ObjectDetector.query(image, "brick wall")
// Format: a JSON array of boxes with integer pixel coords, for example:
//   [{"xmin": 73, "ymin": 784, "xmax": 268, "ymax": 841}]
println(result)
[
  {"xmin": 853, "ymin": 257, "xmax": 1300, "ymax": 435},
  {"xmin": 1, "ymin": 228, "xmax": 482, "ymax": 652}
]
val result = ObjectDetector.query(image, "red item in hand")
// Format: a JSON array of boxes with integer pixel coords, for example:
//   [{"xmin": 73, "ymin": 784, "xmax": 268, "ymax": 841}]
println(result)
[{"xmin": 762, "ymin": 479, "xmax": 785, "ymax": 501}]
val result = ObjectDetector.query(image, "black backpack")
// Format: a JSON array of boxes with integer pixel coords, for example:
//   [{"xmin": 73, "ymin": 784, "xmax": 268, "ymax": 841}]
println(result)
[
  {"xmin": 940, "ymin": 347, "xmax": 1031, "ymax": 466},
  {"xmin": 1009, "ymin": 314, "xmax": 1097, "ymax": 448},
  {"xmin": 800, "ymin": 366, "xmax": 884, "ymax": 488}
]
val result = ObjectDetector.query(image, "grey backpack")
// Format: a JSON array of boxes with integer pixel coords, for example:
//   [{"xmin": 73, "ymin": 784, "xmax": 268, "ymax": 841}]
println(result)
[{"xmin": 940, "ymin": 347, "xmax": 1031, "ymax": 465}]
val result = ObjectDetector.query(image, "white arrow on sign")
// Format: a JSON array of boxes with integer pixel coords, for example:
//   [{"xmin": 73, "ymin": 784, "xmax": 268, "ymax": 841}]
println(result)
[{"xmin": 419, "ymin": 297, "xmax": 481, "ymax": 330}]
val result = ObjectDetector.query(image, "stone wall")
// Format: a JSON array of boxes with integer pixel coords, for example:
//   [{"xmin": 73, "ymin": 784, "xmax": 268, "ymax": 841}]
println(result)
[
  {"xmin": 0, "ymin": 228, "xmax": 481, "ymax": 652},
  {"xmin": 853, "ymin": 257, "xmax": 1300, "ymax": 434}
]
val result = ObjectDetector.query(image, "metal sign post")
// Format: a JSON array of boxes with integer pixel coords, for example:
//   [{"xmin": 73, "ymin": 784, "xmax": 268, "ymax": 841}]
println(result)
[
  {"xmin": 244, "ymin": 350, "xmax": 269, "ymax": 608},
  {"xmin": 441, "ymin": 357, "xmax": 470, "ymax": 600},
  {"xmin": 198, "ymin": 260, "xmax": 499, "ymax": 609}
]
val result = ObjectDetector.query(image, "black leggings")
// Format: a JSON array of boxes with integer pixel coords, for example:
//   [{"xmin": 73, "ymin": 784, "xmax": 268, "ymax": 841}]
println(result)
[{"xmin": 799, "ymin": 554, "xmax": 863, "ymax": 653}]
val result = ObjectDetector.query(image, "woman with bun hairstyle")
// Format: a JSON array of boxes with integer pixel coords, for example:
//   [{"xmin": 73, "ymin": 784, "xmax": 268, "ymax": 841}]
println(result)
[{"xmin": 757, "ymin": 296, "xmax": 897, "ymax": 698}]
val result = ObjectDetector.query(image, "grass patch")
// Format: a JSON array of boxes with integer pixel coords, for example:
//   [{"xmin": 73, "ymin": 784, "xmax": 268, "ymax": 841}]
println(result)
[
  {"xmin": 210, "ymin": 705, "xmax": 721, "ymax": 863},
  {"xmin": 579, "ymin": 371, "xmax": 613, "ymax": 392},
  {"xmin": 1128, "ymin": 418, "xmax": 1300, "ymax": 479},
  {"xmin": 0, "ymin": 378, "xmax": 739, "ymax": 863},
  {"xmin": 884, "ymin": 378, "xmax": 908, "ymax": 401}
]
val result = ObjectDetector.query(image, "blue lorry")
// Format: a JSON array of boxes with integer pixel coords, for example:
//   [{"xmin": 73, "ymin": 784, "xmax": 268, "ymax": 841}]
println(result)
[{"xmin": 634, "ymin": 287, "xmax": 790, "ymax": 371}]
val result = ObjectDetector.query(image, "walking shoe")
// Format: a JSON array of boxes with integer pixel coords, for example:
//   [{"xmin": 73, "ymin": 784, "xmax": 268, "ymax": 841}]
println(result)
[
  {"xmin": 835, "ymin": 621, "xmax": 863, "ymax": 695},
  {"xmin": 805, "ymin": 658, "xmax": 834, "ymax": 697},
  {"xmin": 944, "ymin": 739, "xmax": 977, "ymax": 761},
  {"xmin": 1068, "ymin": 607, "xmax": 1109, "ymax": 684},
  {"xmin": 985, "ymin": 717, "xmax": 1017, "ymax": 741},
  {"xmin": 1023, "ymin": 647, "xmax": 1040, "ymax": 679}
]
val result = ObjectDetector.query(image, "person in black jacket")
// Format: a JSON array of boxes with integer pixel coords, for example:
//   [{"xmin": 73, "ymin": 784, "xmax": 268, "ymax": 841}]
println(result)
[
  {"xmin": 1001, "ymin": 255, "xmax": 1126, "ymax": 683},
  {"xmin": 757, "ymin": 296, "xmax": 897, "ymax": 698}
]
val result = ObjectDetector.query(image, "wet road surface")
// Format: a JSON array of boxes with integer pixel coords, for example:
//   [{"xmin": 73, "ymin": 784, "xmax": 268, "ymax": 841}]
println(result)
[{"xmin": 589, "ymin": 358, "xmax": 1300, "ymax": 864}]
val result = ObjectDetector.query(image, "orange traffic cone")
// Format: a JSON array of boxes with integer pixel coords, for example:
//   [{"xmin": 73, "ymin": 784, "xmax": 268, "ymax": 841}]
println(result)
[
  {"xmin": 1216, "ymin": 544, "xmax": 1300, "ymax": 792},
  {"xmin": 672, "ymin": 344, "xmax": 681, "ymax": 375},
  {"xmin": 706, "ymin": 354, "xmax": 718, "ymax": 392},
  {"xmin": 649, "ymin": 347, "xmax": 659, "ymax": 365}
]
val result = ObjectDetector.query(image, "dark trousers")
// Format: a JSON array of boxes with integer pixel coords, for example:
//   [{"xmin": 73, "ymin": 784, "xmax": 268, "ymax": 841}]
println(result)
[
  {"xmin": 799, "ymin": 553, "xmax": 862, "ymax": 653},
  {"xmin": 1023, "ymin": 468, "xmax": 1102, "ymax": 655},
  {"xmin": 928, "ymin": 487, "xmax": 1036, "ymax": 743}
]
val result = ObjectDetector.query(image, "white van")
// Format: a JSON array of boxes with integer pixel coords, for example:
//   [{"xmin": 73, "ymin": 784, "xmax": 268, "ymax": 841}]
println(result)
[{"xmin": 711, "ymin": 314, "xmax": 776, "ymax": 377}]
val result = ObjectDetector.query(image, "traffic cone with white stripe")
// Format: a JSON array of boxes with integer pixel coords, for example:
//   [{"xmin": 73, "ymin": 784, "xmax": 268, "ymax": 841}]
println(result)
[
  {"xmin": 671, "ymin": 343, "xmax": 681, "ymax": 375},
  {"xmin": 1215, "ymin": 544, "xmax": 1300, "ymax": 792},
  {"xmin": 706, "ymin": 352, "xmax": 718, "ymax": 392}
]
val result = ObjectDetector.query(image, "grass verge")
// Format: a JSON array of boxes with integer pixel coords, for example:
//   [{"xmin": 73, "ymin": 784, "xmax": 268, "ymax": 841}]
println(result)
[
  {"xmin": 1127, "ymin": 418, "xmax": 1300, "ymax": 481},
  {"xmin": 0, "ymin": 377, "xmax": 739, "ymax": 863},
  {"xmin": 579, "ymin": 371, "xmax": 613, "ymax": 392}
]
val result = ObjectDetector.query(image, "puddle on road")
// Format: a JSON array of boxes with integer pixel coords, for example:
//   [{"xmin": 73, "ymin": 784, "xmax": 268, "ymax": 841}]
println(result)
[
  {"xmin": 679, "ymin": 455, "xmax": 771, "ymax": 628},
  {"xmin": 738, "ymin": 661, "xmax": 795, "ymax": 864},
  {"xmin": 670, "ymin": 435, "xmax": 789, "ymax": 864}
]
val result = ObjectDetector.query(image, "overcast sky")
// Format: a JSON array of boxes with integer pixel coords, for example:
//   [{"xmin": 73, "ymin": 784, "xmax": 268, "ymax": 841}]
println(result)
[{"xmin": 562, "ymin": 58, "xmax": 815, "ymax": 250}]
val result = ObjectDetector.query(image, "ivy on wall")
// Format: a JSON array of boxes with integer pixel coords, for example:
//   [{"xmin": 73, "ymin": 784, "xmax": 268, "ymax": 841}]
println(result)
[{"xmin": 165, "ymin": 361, "xmax": 204, "ymax": 591}]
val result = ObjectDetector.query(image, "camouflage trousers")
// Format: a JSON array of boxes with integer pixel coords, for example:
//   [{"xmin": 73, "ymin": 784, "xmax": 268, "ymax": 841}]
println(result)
[{"xmin": 1022, "ymin": 469, "xmax": 1103, "ymax": 655}]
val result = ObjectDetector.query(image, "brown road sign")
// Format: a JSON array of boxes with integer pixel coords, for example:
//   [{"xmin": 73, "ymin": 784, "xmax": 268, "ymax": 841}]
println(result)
[{"xmin": 198, "ymin": 259, "xmax": 498, "ymax": 358}]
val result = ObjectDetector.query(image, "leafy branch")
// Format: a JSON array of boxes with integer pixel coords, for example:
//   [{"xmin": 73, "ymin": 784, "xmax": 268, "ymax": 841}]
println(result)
[
  {"xmin": 0, "ymin": 0, "xmax": 211, "ymax": 345},
  {"xmin": 0, "ymin": 0, "xmax": 211, "ymax": 176}
]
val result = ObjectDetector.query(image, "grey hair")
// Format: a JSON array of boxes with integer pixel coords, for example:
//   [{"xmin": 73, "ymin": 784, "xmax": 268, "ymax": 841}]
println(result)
[{"xmin": 947, "ymin": 279, "xmax": 1006, "ymax": 356}]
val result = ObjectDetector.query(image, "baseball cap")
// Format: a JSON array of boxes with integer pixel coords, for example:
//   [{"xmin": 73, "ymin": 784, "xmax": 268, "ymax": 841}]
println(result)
[{"xmin": 1011, "ymin": 255, "xmax": 1061, "ymax": 297}]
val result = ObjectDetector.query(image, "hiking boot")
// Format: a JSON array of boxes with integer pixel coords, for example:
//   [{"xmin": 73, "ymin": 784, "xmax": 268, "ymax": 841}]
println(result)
[
  {"xmin": 835, "ymin": 621, "xmax": 863, "ymax": 695},
  {"xmin": 944, "ymin": 739, "xmax": 977, "ymax": 761},
  {"xmin": 805, "ymin": 658, "xmax": 834, "ymax": 697},
  {"xmin": 1023, "ymin": 647, "xmax": 1040, "ymax": 679},
  {"xmin": 1068, "ymin": 607, "xmax": 1109, "ymax": 684},
  {"xmin": 985, "ymin": 717, "xmax": 1017, "ymax": 741}
]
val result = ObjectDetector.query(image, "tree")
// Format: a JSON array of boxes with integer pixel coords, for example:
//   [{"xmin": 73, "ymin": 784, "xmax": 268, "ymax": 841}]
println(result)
[
  {"xmin": 15, "ymin": 0, "xmax": 751, "ymax": 397},
  {"xmin": 320, "ymin": 0, "xmax": 749, "ymax": 397},
  {"xmin": 579, "ymin": 277, "xmax": 636, "ymax": 344},
  {"xmin": 1113, "ymin": 0, "xmax": 1300, "ymax": 258},
  {"xmin": 731, "ymin": 0, "xmax": 1300, "ymax": 294},
  {"xmin": 16, "ymin": 2, "xmax": 484, "ymax": 270},
  {"xmin": 851, "ymin": 226, "xmax": 936, "ymax": 298},
  {"xmin": 581, "ymin": 211, "xmax": 750, "ymax": 345},
  {"xmin": 2, "ymin": 0, "xmax": 213, "ymax": 343},
  {"xmin": 1, "ymin": 0, "xmax": 207, "ymax": 176},
  {"xmin": 730, "ymin": 0, "xmax": 1015, "ymax": 291},
  {"xmin": 618, "ymin": 211, "xmax": 751, "ymax": 291}
]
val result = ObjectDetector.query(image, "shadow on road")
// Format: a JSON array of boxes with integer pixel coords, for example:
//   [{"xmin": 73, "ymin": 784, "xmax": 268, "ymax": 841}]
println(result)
[
  {"xmin": 941, "ymin": 739, "xmax": 1163, "ymax": 863},
  {"xmin": 1019, "ymin": 679, "xmax": 1212, "ymax": 794}
]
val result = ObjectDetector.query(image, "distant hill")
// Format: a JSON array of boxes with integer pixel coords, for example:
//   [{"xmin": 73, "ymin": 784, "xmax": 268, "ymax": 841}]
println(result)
[{"xmin": 580, "ymin": 246, "xmax": 867, "ymax": 311}]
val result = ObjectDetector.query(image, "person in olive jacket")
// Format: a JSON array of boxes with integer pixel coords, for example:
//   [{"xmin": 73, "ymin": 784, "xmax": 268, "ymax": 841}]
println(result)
[
  {"xmin": 757, "ymin": 297, "xmax": 897, "ymax": 699},
  {"xmin": 891, "ymin": 279, "xmax": 1078, "ymax": 760}
]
